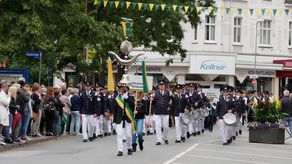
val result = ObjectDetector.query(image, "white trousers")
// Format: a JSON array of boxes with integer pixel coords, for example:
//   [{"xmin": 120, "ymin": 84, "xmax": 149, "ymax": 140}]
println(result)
[
  {"xmin": 145, "ymin": 115, "xmax": 154, "ymax": 133},
  {"xmin": 95, "ymin": 115, "xmax": 104, "ymax": 135},
  {"xmin": 106, "ymin": 116, "xmax": 112, "ymax": 133},
  {"xmin": 174, "ymin": 114, "xmax": 186, "ymax": 140},
  {"xmin": 236, "ymin": 116, "xmax": 243, "ymax": 131},
  {"xmin": 81, "ymin": 114, "xmax": 95, "ymax": 140},
  {"xmin": 219, "ymin": 119, "xmax": 230, "ymax": 142},
  {"xmin": 155, "ymin": 115, "xmax": 169, "ymax": 142},
  {"xmin": 116, "ymin": 122, "xmax": 132, "ymax": 152}
]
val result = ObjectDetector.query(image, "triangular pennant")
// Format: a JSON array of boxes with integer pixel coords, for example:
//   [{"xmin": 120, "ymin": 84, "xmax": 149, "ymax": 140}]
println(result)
[
  {"xmin": 278, "ymin": 9, "xmax": 283, "ymax": 16},
  {"xmin": 226, "ymin": 8, "xmax": 230, "ymax": 14},
  {"xmin": 138, "ymin": 3, "xmax": 143, "ymax": 10},
  {"xmin": 285, "ymin": 9, "xmax": 289, "ymax": 16},
  {"xmin": 178, "ymin": 6, "xmax": 183, "ymax": 12},
  {"xmin": 149, "ymin": 3, "xmax": 154, "ymax": 11},
  {"xmin": 143, "ymin": 3, "xmax": 148, "ymax": 10},
  {"xmin": 266, "ymin": 8, "xmax": 272, "ymax": 15},
  {"xmin": 273, "ymin": 9, "xmax": 277, "ymax": 16},
  {"xmin": 249, "ymin": 9, "xmax": 254, "ymax": 15},
  {"xmin": 220, "ymin": 7, "xmax": 224, "ymax": 14},
  {"xmin": 172, "ymin": 5, "xmax": 177, "ymax": 12},
  {"xmin": 231, "ymin": 8, "xmax": 237, "ymax": 15},
  {"xmin": 208, "ymin": 7, "xmax": 213, "ymax": 14},
  {"xmin": 109, "ymin": 1, "xmax": 114, "ymax": 7},
  {"xmin": 196, "ymin": 6, "xmax": 202, "ymax": 13},
  {"xmin": 132, "ymin": 2, "xmax": 136, "ymax": 9},
  {"xmin": 155, "ymin": 4, "xmax": 160, "ymax": 11},
  {"xmin": 213, "ymin": 7, "xmax": 218, "ymax": 13},
  {"xmin": 190, "ymin": 6, "xmax": 195, "ymax": 12},
  {"xmin": 290, "ymin": 9, "xmax": 292, "ymax": 14},
  {"xmin": 243, "ymin": 9, "xmax": 248, "ymax": 16},
  {"xmin": 94, "ymin": 0, "xmax": 98, "ymax": 5},
  {"xmin": 255, "ymin": 8, "xmax": 259, "ymax": 16},
  {"xmin": 120, "ymin": 1, "xmax": 125, "ymax": 8},
  {"xmin": 238, "ymin": 8, "xmax": 242, "ymax": 15},
  {"xmin": 261, "ymin": 9, "xmax": 265, "ymax": 15},
  {"xmin": 126, "ymin": 1, "xmax": 131, "ymax": 9},
  {"xmin": 114, "ymin": 1, "xmax": 119, "ymax": 8},
  {"xmin": 103, "ymin": 0, "xmax": 109, "ymax": 7},
  {"xmin": 184, "ymin": 6, "xmax": 189, "ymax": 13},
  {"xmin": 161, "ymin": 4, "xmax": 166, "ymax": 11}
]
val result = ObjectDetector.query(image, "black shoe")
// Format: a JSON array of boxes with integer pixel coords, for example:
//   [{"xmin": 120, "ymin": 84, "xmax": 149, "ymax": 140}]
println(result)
[
  {"xmin": 154, "ymin": 130, "xmax": 156, "ymax": 134},
  {"xmin": 155, "ymin": 142, "xmax": 161, "ymax": 145},
  {"xmin": 232, "ymin": 136, "xmax": 236, "ymax": 140},
  {"xmin": 202, "ymin": 129, "xmax": 205, "ymax": 134},
  {"xmin": 89, "ymin": 137, "xmax": 94, "ymax": 142},
  {"xmin": 175, "ymin": 140, "xmax": 181, "ymax": 143},
  {"xmin": 104, "ymin": 133, "xmax": 108, "ymax": 137},
  {"xmin": 107, "ymin": 133, "xmax": 112, "ymax": 136},
  {"xmin": 117, "ymin": 151, "xmax": 123, "ymax": 156},
  {"xmin": 139, "ymin": 141, "xmax": 144, "ymax": 151},
  {"xmin": 83, "ymin": 139, "xmax": 88, "ymax": 142},
  {"xmin": 223, "ymin": 142, "xmax": 228, "ymax": 146},
  {"xmin": 181, "ymin": 137, "xmax": 186, "ymax": 142},
  {"xmin": 98, "ymin": 134, "xmax": 104, "ymax": 138},
  {"xmin": 5, "ymin": 139, "xmax": 13, "ymax": 144},
  {"xmin": 132, "ymin": 143, "xmax": 137, "ymax": 152},
  {"xmin": 193, "ymin": 133, "xmax": 196, "ymax": 136},
  {"xmin": 197, "ymin": 132, "xmax": 201, "ymax": 135},
  {"xmin": 143, "ymin": 133, "xmax": 145, "ymax": 136},
  {"xmin": 187, "ymin": 132, "xmax": 190, "ymax": 139},
  {"xmin": 236, "ymin": 131, "xmax": 238, "ymax": 136},
  {"xmin": 123, "ymin": 139, "xmax": 126, "ymax": 143},
  {"xmin": 113, "ymin": 131, "xmax": 117, "ymax": 135},
  {"xmin": 149, "ymin": 132, "xmax": 154, "ymax": 135},
  {"xmin": 164, "ymin": 140, "xmax": 169, "ymax": 145},
  {"xmin": 147, "ymin": 131, "xmax": 150, "ymax": 135},
  {"xmin": 127, "ymin": 149, "xmax": 133, "ymax": 155},
  {"xmin": 239, "ymin": 130, "xmax": 242, "ymax": 135}
]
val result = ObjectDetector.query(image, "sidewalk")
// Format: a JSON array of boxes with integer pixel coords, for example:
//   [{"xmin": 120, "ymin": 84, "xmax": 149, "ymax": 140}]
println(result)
[{"xmin": 0, "ymin": 135, "xmax": 68, "ymax": 152}]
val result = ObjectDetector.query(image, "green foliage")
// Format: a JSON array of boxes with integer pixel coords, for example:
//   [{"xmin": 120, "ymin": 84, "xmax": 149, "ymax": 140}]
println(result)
[{"xmin": 253, "ymin": 101, "xmax": 288, "ymax": 123}]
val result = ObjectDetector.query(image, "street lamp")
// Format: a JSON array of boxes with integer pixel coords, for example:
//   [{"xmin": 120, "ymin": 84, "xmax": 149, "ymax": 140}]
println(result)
[{"xmin": 253, "ymin": 19, "xmax": 264, "ymax": 91}]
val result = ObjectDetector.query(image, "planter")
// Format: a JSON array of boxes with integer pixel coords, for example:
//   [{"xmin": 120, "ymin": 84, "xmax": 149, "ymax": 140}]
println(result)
[{"xmin": 249, "ymin": 127, "xmax": 285, "ymax": 144}]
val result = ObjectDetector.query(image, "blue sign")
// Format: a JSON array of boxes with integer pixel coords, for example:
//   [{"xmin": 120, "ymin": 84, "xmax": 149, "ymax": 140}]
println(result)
[
  {"xmin": 25, "ymin": 51, "xmax": 40, "ymax": 59},
  {"xmin": 200, "ymin": 60, "xmax": 226, "ymax": 71}
]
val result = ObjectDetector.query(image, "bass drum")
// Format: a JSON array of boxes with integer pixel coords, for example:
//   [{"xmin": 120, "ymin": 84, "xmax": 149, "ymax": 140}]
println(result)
[
  {"xmin": 180, "ymin": 113, "xmax": 191, "ymax": 125},
  {"xmin": 223, "ymin": 113, "xmax": 237, "ymax": 126},
  {"xmin": 199, "ymin": 108, "xmax": 209, "ymax": 118},
  {"xmin": 191, "ymin": 110, "xmax": 200, "ymax": 121}
]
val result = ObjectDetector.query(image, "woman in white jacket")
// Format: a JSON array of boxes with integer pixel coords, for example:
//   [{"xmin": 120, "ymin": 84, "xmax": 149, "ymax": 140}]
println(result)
[{"xmin": 0, "ymin": 82, "xmax": 11, "ymax": 146}]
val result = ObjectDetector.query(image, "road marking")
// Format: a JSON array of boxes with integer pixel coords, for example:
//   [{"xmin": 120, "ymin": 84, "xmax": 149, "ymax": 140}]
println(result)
[
  {"xmin": 193, "ymin": 148, "xmax": 292, "ymax": 160},
  {"xmin": 202, "ymin": 143, "xmax": 292, "ymax": 154},
  {"xmin": 185, "ymin": 155, "xmax": 269, "ymax": 164},
  {"xmin": 163, "ymin": 143, "xmax": 200, "ymax": 164}
]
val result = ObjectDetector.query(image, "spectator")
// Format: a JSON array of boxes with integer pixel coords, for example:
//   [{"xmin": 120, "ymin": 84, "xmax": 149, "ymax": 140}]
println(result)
[
  {"xmin": 69, "ymin": 88, "xmax": 81, "ymax": 135},
  {"xmin": 31, "ymin": 83, "xmax": 43, "ymax": 137},
  {"xmin": 280, "ymin": 90, "xmax": 292, "ymax": 134},
  {"xmin": 8, "ymin": 85, "xmax": 22, "ymax": 143},
  {"xmin": 19, "ymin": 85, "xmax": 32, "ymax": 141},
  {"xmin": 0, "ymin": 82, "xmax": 11, "ymax": 146},
  {"xmin": 53, "ymin": 87, "xmax": 64, "ymax": 136},
  {"xmin": 44, "ymin": 87, "xmax": 55, "ymax": 136},
  {"xmin": 59, "ymin": 88, "xmax": 71, "ymax": 135}
]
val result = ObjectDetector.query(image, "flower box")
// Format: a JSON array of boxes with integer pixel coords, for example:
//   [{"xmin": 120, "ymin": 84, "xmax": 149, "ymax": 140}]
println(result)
[{"xmin": 249, "ymin": 127, "xmax": 285, "ymax": 144}]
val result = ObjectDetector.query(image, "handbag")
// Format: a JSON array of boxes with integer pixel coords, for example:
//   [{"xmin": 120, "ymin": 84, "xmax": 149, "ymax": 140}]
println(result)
[{"xmin": 32, "ymin": 112, "xmax": 38, "ymax": 121}]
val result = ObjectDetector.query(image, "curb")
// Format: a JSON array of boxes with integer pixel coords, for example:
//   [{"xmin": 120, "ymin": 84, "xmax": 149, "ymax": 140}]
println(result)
[{"xmin": 0, "ymin": 135, "xmax": 69, "ymax": 153}]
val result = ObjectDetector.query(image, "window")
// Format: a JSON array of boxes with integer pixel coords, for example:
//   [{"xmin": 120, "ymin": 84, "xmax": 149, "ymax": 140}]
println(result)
[
  {"xmin": 205, "ymin": 15, "xmax": 216, "ymax": 41},
  {"xmin": 259, "ymin": 20, "xmax": 271, "ymax": 45},
  {"xmin": 233, "ymin": 17, "xmax": 242, "ymax": 43},
  {"xmin": 289, "ymin": 22, "xmax": 292, "ymax": 46},
  {"xmin": 194, "ymin": 25, "xmax": 198, "ymax": 41}
]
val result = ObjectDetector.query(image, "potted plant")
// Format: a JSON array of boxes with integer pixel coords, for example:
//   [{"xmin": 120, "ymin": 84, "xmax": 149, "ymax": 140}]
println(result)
[{"xmin": 248, "ymin": 98, "xmax": 288, "ymax": 144}]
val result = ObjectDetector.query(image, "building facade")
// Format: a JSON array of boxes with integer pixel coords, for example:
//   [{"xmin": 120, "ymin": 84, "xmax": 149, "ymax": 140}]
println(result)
[{"xmin": 129, "ymin": 0, "xmax": 292, "ymax": 99}]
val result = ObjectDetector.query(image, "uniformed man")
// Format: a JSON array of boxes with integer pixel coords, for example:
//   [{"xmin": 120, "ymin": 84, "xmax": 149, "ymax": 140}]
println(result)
[
  {"xmin": 151, "ymin": 80, "xmax": 171, "ymax": 145},
  {"xmin": 171, "ymin": 84, "xmax": 189, "ymax": 143},
  {"xmin": 191, "ymin": 84, "xmax": 207, "ymax": 135},
  {"xmin": 95, "ymin": 84, "xmax": 107, "ymax": 138},
  {"xmin": 106, "ymin": 90, "xmax": 115, "ymax": 135},
  {"xmin": 234, "ymin": 89, "xmax": 245, "ymax": 137},
  {"xmin": 80, "ymin": 82, "xmax": 98, "ymax": 142},
  {"xmin": 113, "ymin": 82, "xmax": 135, "ymax": 156},
  {"xmin": 186, "ymin": 83, "xmax": 195, "ymax": 138},
  {"xmin": 216, "ymin": 86, "xmax": 235, "ymax": 145}
]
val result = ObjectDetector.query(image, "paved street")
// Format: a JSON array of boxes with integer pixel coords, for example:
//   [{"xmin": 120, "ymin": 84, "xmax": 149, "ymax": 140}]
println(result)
[{"xmin": 0, "ymin": 125, "xmax": 292, "ymax": 164}]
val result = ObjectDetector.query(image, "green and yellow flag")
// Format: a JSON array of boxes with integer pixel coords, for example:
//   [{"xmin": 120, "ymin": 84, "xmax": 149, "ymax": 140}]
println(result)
[
  {"xmin": 142, "ymin": 61, "xmax": 150, "ymax": 93},
  {"xmin": 107, "ymin": 57, "xmax": 114, "ymax": 92},
  {"xmin": 115, "ymin": 96, "xmax": 136, "ymax": 131}
]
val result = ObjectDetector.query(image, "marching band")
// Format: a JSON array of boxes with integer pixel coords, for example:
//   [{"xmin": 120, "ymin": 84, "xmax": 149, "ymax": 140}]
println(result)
[{"xmin": 76, "ymin": 79, "xmax": 263, "ymax": 156}]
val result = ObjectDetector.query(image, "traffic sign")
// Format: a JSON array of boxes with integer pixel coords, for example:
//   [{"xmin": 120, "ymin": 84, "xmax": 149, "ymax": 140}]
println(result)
[
  {"xmin": 249, "ymin": 75, "xmax": 258, "ymax": 79},
  {"xmin": 25, "ymin": 51, "xmax": 40, "ymax": 59}
]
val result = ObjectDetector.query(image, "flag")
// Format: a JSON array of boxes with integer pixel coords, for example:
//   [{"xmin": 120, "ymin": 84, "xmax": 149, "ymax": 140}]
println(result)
[
  {"xmin": 107, "ymin": 57, "xmax": 114, "ymax": 92},
  {"xmin": 142, "ymin": 61, "xmax": 150, "ymax": 93}
]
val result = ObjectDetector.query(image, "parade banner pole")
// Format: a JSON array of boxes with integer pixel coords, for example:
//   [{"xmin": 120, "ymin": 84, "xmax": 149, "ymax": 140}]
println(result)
[{"xmin": 39, "ymin": 52, "xmax": 42, "ymax": 84}]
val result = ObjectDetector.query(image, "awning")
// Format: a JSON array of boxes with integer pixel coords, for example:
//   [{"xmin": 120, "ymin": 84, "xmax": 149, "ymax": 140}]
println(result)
[{"xmin": 273, "ymin": 59, "xmax": 292, "ymax": 68}]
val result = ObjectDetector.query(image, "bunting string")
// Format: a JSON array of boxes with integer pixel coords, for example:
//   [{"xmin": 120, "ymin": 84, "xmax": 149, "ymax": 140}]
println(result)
[{"xmin": 94, "ymin": 0, "xmax": 292, "ymax": 16}]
